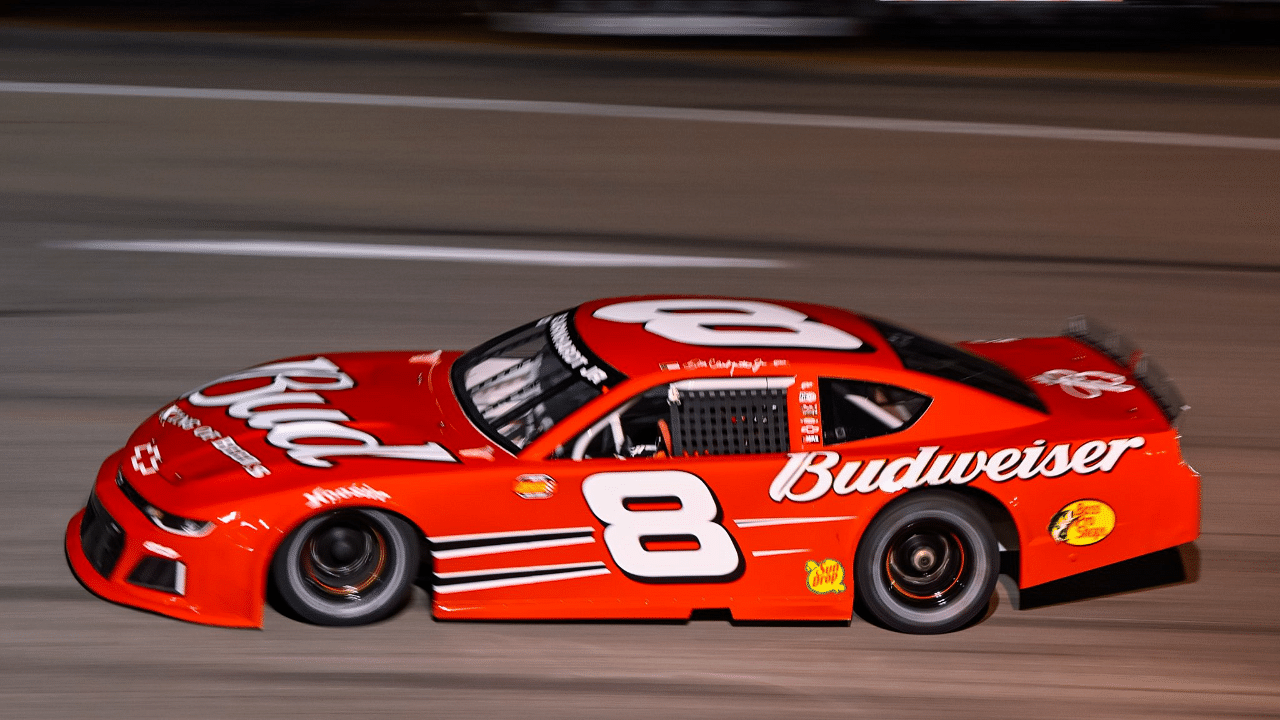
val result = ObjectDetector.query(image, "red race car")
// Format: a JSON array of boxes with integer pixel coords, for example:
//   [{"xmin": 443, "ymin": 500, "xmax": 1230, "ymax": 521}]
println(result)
[{"xmin": 66, "ymin": 296, "xmax": 1199, "ymax": 633}]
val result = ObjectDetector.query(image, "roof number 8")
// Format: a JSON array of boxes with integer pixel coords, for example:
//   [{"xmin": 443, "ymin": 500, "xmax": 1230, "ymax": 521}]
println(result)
[{"xmin": 593, "ymin": 299, "xmax": 863, "ymax": 350}]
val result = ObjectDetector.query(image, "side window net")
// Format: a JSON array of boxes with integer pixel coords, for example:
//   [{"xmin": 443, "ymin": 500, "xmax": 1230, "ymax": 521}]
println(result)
[
  {"xmin": 566, "ymin": 379, "xmax": 793, "ymax": 460},
  {"xmin": 820, "ymin": 378, "xmax": 930, "ymax": 445},
  {"xmin": 671, "ymin": 386, "xmax": 789, "ymax": 457}
]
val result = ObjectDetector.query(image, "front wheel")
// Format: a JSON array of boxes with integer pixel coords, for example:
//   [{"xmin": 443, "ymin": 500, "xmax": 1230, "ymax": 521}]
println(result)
[
  {"xmin": 855, "ymin": 493, "xmax": 999, "ymax": 634},
  {"xmin": 271, "ymin": 509, "xmax": 420, "ymax": 626}
]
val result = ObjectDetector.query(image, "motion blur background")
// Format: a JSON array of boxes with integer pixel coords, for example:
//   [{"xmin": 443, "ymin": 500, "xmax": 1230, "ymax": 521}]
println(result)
[{"xmin": 1, "ymin": 0, "xmax": 1277, "ymax": 718}]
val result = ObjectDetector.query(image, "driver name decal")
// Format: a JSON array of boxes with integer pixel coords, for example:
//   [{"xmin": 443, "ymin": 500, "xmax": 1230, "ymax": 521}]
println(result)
[
  {"xmin": 185, "ymin": 357, "xmax": 455, "ymax": 468},
  {"xmin": 547, "ymin": 313, "xmax": 610, "ymax": 386},
  {"xmin": 770, "ymin": 436, "xmax": 1146, "ymax": 502}
]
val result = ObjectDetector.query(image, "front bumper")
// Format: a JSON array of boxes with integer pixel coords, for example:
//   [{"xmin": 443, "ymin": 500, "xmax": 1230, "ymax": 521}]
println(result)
[{"xmin": 65, "ymin": 451, "xmax": 272, "ymax": 628}]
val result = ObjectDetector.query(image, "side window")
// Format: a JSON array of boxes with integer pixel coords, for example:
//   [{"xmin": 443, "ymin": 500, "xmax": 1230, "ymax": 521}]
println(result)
[
  {"xmin": 564, "ymin": 378, "xmax": 794, "ymax": 460},
  {"xmin": 569, "ymin": 385, "xmax": 673, "ymax": 460},
  {"xmin": 819, "ymin": 378, "xmax": 930, "ymax": 445}
]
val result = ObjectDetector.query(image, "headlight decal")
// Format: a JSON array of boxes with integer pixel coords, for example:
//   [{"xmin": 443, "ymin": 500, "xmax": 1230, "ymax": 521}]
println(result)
[{"xmin": 116, "ymin": 469, "xmax": 214, "ymax": 537}]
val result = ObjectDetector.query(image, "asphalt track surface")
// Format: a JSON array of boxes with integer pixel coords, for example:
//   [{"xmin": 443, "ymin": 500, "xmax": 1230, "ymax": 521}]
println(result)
[{"xmin": 2, "ymin": 26, "xmax": 1278, "ymax": 720}]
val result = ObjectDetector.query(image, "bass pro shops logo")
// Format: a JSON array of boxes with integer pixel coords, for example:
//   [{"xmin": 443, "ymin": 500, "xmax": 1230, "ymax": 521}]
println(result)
[{"xmin": 1049, "ymin": 500, "xmax": 1116, "ymax": 546}]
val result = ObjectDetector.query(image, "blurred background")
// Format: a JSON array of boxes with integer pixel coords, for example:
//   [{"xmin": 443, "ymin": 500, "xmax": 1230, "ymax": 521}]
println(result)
[
  {"xmin": 4, "ymin": 0, "xmax": 1280, "ymax": 39},
  {"xmin": 1, "ymin": 1, "xmax": 1277, "ymax": 718}
]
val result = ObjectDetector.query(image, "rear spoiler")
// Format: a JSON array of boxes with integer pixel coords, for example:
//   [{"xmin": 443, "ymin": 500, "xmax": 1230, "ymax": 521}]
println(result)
[{"xmin": 1065, "ymin": 316, "xmax": 1189, "ymax": 424}]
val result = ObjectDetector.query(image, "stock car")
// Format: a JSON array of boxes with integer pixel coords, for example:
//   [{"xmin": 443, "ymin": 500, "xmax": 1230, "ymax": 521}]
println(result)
[{"xmin": 66, "ymin": 296, "xmax": 1200, "ymax": 634}]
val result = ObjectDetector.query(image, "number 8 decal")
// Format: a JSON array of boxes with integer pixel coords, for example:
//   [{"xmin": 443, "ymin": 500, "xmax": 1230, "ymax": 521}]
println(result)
[
  {"xmin": 593, "ymin": 298, "xmax": 864, "ymax": 350},
  {"xmin": 583, "ymin": 471, "xmax": 743, "ymax": 583}
]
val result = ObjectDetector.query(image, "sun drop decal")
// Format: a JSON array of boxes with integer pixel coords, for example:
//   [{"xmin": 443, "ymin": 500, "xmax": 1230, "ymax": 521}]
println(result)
[
  {"xmin": 184, "ymin": 357, "xmax": 456, "ymax": 468},
  {"xmin": 805, "ymin": 559, "xmax": 846, "ymax": 595}
]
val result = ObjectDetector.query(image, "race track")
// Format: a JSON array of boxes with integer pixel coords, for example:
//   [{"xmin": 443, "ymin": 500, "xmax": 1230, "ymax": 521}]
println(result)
[{"xmin": 1, "ymin": 27, "xmax": 1277, "ymax": 719}]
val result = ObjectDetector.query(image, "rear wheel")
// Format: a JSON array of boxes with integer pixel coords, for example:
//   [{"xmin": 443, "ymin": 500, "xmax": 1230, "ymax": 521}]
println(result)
[
  {"xmin": 855, "ymin": 493, "xmax": 999, "ymax": 634},
  {"xmin": 272, "ymin": 509, "xmax": 419, "ymax": 626}
]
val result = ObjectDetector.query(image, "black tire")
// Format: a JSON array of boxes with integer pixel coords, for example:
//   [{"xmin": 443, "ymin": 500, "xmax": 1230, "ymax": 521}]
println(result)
[
  {"xmin": 855, "ymin": 493, "xmax": 999, "ymax": 634},
  {"xmin": 271, "ymin": 509, "xmax": 419, "ymax": 626}
]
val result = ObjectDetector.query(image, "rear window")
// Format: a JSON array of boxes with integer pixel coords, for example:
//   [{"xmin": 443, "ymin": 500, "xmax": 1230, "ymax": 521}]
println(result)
[
  {"xmin": 820, "ymin": 378, "xmax": 930, "ymax": 445},
  {"xmin": 867, "ymin": 318, "xmax": 1047, "ymax": 413}
]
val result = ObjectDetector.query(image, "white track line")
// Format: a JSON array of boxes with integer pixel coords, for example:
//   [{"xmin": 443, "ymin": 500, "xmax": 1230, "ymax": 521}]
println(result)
[
  {"xmin": 3, "ymin": 81, "xmax": 1279, "ymax": 151},
  {"xmin": 51, "ymin": 240, "xmax": 786, "ymax": 269}
]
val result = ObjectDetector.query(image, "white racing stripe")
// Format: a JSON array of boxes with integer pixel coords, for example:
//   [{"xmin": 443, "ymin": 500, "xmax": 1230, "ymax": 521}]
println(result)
[
  {"xmin": 4, "ymin": 81, "xmax": 1280, "ymax": 151},
  {"xmin": 434, "ymin": 561, "xmax": 612, "ymax": 594},
  {"xmin": 433, "ymin": 567, "xmax": 611, "ymax": 594},
  {"xmin": 432, "ymin": 537, "xmax": 598, "ymax": 560},
  {"xmin": 435, "ymin": 560, "xmax": 608, "ymax": 580},
  {"xmin": 428, "ymin": 525, "xmax": 600, "ymax": 560},
  {"xmin": 734, "ymin": 515, "xmax": 856, "ymax": 528},
  {"xmin": 751, "ymin": 549, "xmax": 810, "ymax": 557},
  {"xmin": 427, "ymin": 526, "xmax": 597, "ymax": 543},
  {"xmin": 51, "ymin": 240, "xmax": 785, "ymax": 269}
]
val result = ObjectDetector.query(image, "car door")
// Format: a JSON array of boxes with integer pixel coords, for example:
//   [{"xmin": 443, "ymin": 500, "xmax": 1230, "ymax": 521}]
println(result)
[{"xmin": 512, "ymin": 375, "xmax": 860, "ymax": 621}]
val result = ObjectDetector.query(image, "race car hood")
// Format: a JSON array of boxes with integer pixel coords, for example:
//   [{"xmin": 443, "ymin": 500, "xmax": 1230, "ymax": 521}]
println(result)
[
  {"xmin": 957, "ymin": 336, "xmax": 1173, "ymax": 427},
  {"xmin": 118, "ymin": 351, "xmax": 493, "ymax": 510}
]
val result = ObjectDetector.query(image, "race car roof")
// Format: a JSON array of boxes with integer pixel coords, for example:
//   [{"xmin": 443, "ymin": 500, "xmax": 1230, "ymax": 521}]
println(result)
[{"xmin": 571, "ymin": 296, "xmax": 904, "ymax": 380}]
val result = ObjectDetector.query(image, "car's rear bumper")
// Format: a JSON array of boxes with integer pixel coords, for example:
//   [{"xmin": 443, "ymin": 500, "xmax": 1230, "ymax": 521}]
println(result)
[{"xmin": 1015, "ymin": 429, "xmax": 1200, "ymax": 588}]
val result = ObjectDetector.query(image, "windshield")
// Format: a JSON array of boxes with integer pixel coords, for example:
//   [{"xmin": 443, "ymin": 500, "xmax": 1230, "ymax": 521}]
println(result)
[
  {"xmin": 867, "ymin": 318, "xmax": 1047, "ymax": 413},
  {"xmin": 452, "ymin": 311, "xmax": 625, "ymax": 453}
]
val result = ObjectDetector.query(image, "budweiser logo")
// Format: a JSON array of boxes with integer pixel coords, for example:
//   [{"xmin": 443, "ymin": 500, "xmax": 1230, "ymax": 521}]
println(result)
[
  {"xmin": 769, "ymin": 436, "xmax": 1146, "ymax": 503},
  {"xmin": 186, "ymin": 357, "xmax": 455, "ymax": 468}
]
